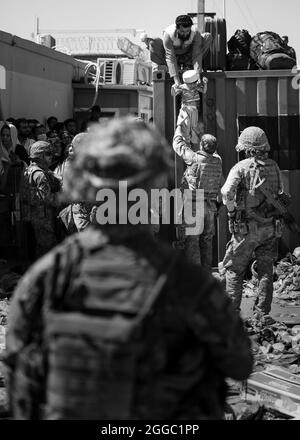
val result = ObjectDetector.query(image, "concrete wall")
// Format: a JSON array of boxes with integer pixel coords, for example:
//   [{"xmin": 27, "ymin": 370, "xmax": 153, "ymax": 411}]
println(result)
[{"xmin": 0, "ymin": 30, "xmax": 78, "ymax": 123}]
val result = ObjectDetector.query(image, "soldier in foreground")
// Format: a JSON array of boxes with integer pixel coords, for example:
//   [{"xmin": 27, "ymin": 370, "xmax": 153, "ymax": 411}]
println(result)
[
  {"xmin": 4, "ymin": 118, "xmax": 252, "ymax": 420},
  {"xmin": 220, "ymin": 127, "xmax": 284, "ymax": 323},
  {"xmin": 173, "ymin": 125, "xmax": 223, "ymax": 269}
]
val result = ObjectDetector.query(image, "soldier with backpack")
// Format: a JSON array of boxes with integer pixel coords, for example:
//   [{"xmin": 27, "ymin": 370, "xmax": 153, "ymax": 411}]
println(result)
[
  {"xmin": 220, "ymin": 127, "xmax": 284, "ymax": 323},
  {"xmin": 4, "ymin": 118, "xmax": 252, "ymax": 420}
]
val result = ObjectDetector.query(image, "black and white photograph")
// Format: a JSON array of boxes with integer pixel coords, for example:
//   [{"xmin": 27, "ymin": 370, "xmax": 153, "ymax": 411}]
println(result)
[{"xmin": 0, "ymin": 0, "xmax": 300, "ymax": 427}]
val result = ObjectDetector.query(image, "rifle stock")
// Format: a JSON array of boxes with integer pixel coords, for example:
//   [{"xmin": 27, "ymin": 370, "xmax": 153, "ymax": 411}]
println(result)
[{"xmin": 258, "ymin": 183, "xmax": 300, "ymax": 236}]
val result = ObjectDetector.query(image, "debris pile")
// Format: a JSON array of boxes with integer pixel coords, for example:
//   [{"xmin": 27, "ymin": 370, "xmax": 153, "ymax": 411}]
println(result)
[
  {"xmin": 245, "ymin": 319, "xmax": 300, "ymax": 373},
  {"xmin": 243, "ymin": 249, "xmax": 300, "ymax": 306}
]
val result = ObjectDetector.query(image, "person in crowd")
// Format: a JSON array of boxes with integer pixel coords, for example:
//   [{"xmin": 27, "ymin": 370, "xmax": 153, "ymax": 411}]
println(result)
[
  {"xmin": 56, "ymin": 132, "xmax": 93, "ymax": 234},
  {"xmin": 220, "ymin": 127, "xmax": 284, "ymax": 324},
  {"xmin": 64, "ymin": 118, "xmax": 77, "ymax": 138},
  {"xmin": 20, "ymin": 141, "xmax": 61, "ymax": 258},
  {"xmin": 46, "ymin": 116, "xmax": 58, "ymax": 135},
  {"xmin": 173, "ymin": 125, "xmax": 224, "ymax": 269},
  {"xmin": 47, "ymin": 131, "xmax": 65, "ymax": 171},
  {"xmin": 81, "ymin": 105, "xmax": 102, "ymax": 132},
  {"xmin": 6, "ymin": 117, "xmax": 16, "ymax": 126},
  {"xmin": 33, "ymin": 124, "xmax": 47, "ymax": 142},
  {"xmin": 4, "ymin": 118, "xmax": 252, "ymax": 420},
  {"xmin": 1, "ymin": 122, "xmax": 29, "ymax": 166},
  {"xmin": 0, "ymin": 123, "xmax": 21, "ymax": 191},
  {"xmin": 16, "ymin": 118, "xmax": 35, "ymax": 154},
  {"xmin": 54, "ymin": 122, "xmax": 64, "ymax": 137},
  {"xmin": 27, "ymin": 119, "xmax": 39, "ymax": 138},
  {"xmin": 149, "ymin": 15, "xmax": 212, "ymax": 87}
]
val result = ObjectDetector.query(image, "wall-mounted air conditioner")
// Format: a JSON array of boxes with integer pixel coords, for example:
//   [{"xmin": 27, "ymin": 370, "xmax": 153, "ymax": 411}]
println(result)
[
  {"xmin": 37, "ymin": 34, "xmax": 56, "ymax": 49},
  {"xmin": 97, "ymin": 58, "xmax": 125, "ymax": 85},
  {"xmin": 122, "ymin": 59, "xmax": 152, "ymax": 85},
  {"xmin": 96, "ymin": 58, "xmax": 152, "ymax": 86}
]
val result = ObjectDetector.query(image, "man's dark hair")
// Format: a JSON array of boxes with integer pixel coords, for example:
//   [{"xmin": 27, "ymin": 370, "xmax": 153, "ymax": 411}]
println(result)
[
  {"xmin": 175, "ymin": 15, "xmax": 193, "ymax": 28},
  {"xmin": 6, "ymin": 117, "xmax": 16, "ymax": 125},
  {"xmin": 47, "ymin": 116, "xmax": 58, "ymax": 125},
  {"xmin": 15, "ymin": 118, "xmax": 28, "ymax": 130},
  {"xmin": 28, "ymin": 119, "xmax": 39, "ymax": 125},
  {"xmin": 64, "ymin": 118, "xmax": 76, "ymax": 126}
]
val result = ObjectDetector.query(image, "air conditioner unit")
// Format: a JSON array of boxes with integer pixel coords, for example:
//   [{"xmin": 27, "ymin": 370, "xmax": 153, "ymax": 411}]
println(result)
[
  {"xmin": 97, "ymin": 58, "xmax": 125, "ymax": 85},
  {"xmin": 122, "ymin": 60, "xmax": 152, "ymax": 85},
  {"xmin": 37, "ymin": 34, "xmax": 56, "ymax": 49}
]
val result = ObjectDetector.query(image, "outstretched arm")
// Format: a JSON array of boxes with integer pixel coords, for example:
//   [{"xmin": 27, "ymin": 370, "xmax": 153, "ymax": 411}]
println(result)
[{"xmin": 173, "ymin": 125, "xmax": 197, "ymax": 165}]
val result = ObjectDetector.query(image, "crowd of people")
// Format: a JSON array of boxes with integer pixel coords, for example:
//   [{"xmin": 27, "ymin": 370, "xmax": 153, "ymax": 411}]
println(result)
[{"xmin": 0, "ymin": 106, "xmax": 103, "ymax": 260}]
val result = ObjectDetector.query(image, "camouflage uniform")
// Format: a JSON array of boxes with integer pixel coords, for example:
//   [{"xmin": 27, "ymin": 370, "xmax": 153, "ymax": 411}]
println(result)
[
  {"xmin": 4, "ymin": 118, "xmax": 252, "ymax": 420},
  {"xmin": 23, "ymin": 142, "xmax": 61, "ymax": 258},
  {"xmin": 173, "ymin": 126, "xmax": 223, "ymax": 269},
  {"xmin": 221, "ymin": 127, "xmax": 284, "ymax": 316}
]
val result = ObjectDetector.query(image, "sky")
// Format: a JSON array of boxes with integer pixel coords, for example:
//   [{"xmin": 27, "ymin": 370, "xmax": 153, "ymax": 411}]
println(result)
[{"xmin": 1, "ymin": 0, "xmax": 300, "ymax": 58}]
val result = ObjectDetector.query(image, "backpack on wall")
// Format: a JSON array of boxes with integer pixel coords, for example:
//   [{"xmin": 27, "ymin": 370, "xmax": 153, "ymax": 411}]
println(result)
[
  {"xmin": 228, "ymin": 29, "xmax": 252, "ymax": 56},
  {"xmin": 250, "ymin": 31, "xmax": 296, "ymax": 69}
]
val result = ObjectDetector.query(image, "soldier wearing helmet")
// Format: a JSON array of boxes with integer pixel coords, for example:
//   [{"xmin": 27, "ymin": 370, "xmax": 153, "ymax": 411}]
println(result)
[
  {"xmin": 173, "ymin": 125, "xmax": 224, "ymax": 268},
  {"xmin": 22, "ymin": 140, "xmax": 61, "ymax": 258},
  {"xmin": 5, "ymin": 118, "xmax": 252, "ymax": 420},
  {"xmin": 220, "ymin": 126, "xmax": 284, "ymax": 322}
]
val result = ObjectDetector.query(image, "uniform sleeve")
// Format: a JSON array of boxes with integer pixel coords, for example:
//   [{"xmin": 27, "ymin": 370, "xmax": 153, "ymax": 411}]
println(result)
[
  {"xmin": 221, "ymin": 164, "xmax": 243, "ymax": 211},
  {"xmin": 33, "ymin": 170, "xmax": 57, "ymax": 205},
  {"xmin": 189, "ymin": 280, "xmax": 253, "ymax": 381},
  {"xmin": 4, "ymin": 253, "xmax": 54, "ymax": 408},
  {"xmin": 163, "ymin": 32, "xmax": 179, "ymax": 78},
  {"xmin": 173, "ymin": 126, "xmax": 197, "ymax": 165}
]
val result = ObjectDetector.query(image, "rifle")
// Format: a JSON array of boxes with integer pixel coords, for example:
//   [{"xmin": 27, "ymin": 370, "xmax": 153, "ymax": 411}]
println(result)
[{"xmin": 256, "ymin": 177, "xmax": 300, "ymax": 235}]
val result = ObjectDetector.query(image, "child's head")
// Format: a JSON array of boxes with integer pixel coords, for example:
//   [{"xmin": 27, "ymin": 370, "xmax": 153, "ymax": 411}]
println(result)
[
  {"xmin": 200, "ymin": 134, "xmax": 217, "ymax": 154},
  {"xmin": 182, "ymin": 70, "xmax": 199, "ymax": 88}
]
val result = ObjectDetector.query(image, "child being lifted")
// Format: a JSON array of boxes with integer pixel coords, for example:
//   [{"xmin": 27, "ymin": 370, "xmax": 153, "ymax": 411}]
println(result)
[{"xmin": 171, "ymin": 69, "xmax": 208, "ymax": 149}]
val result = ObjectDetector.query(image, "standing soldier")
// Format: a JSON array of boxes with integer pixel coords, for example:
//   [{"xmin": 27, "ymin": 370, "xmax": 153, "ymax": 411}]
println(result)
[
  {"xmin": 21, "ymin": 141, "xmax": 61, "ymax": 258},
  {"xmin": 220, "ymin": 127, "xmax": 284, "ymax": 322},
  {"xmin": 5, "ymin": 118, "xmax": 252, "ymax": 420},
  {"xmin": 173, "ymin": 125, "xmax": 223, "ymax": 269}
]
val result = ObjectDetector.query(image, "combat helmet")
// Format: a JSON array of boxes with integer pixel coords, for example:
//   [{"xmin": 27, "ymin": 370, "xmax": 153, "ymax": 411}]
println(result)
[
  {"xmin": 236, "ymin": 127, "xmax": 270, "ymax": 153},
  {"xmin": 63, "ymin": 117, "xmax": 173, "ymax": 202}
]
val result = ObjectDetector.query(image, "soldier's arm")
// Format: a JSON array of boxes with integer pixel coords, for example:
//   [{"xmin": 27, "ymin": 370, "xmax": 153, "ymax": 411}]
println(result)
[
  {"xmin": 163, "ymin": 32, "xmax": 180, "ymax": 84},
  {"xmin": 221, "ymin": 165, "xmax": 243, "ymax": 211},
  {"xmin": 173, "ymin": 126, "xmax": 197, "ymax": 165},
  {"xmin": 190, "ymin": 280, "xmax": 253, "ymax": 381},
  {"xmin": 33, "ymin": 171, "xmax": 58, "ymax": 206}
]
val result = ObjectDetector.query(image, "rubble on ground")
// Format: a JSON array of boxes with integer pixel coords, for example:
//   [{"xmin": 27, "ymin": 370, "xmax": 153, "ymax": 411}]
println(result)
[{"xmin": 243, "ymin": 251, "xmax": 300, "ymax": 306}]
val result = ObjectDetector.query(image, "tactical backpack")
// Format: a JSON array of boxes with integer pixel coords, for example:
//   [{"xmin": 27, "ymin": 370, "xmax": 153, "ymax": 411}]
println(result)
[
  {"xmin": 250, "ymin": 32, "xmax": 296, "ymax": 70},
  {"xmin": 227, "ymin": 29, "xmax": 256, "ymax": 71},
  {"xmin": 42, "ymin": 232, "xmax": 177, "ymax": 419},
  {"xmin": 228, "ymin": 29, "xmax": 252, "ymax": 56}
]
